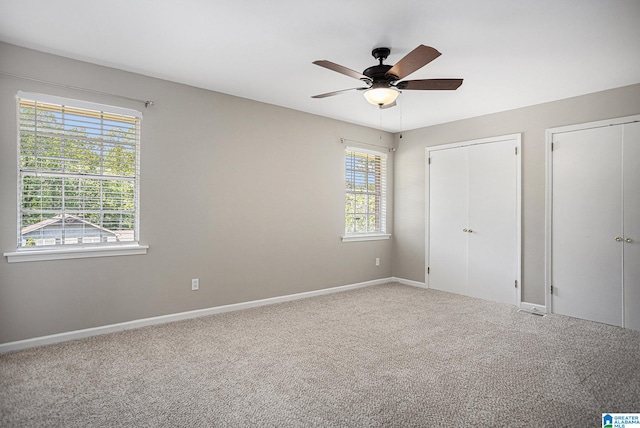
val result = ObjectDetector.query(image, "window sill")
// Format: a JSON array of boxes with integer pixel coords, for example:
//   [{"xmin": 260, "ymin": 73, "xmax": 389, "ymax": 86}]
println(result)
[
  {"xmin": 4, "ymin": 244, "xmax": 149, "ymax": 263},
  {"xmin": 341, "ymin": 234, "xmax": 391, "ymax": 243}
]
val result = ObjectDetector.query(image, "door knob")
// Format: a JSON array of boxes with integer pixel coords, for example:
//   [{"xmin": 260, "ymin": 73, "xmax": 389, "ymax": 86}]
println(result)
[
  {"xmin": 463, "ymin": 228, "xmax": 468, "ymax": 232},
  {"xmin": 467, "ymin": 229, "xmax": 473, "ymax": 233},
  {"xmin": 615, "ymin": 237, "xmax": 622, "ymax": 242},
  {"xmin": 625, "ymin": 238, "xmax": 633, "ymax": 243}
]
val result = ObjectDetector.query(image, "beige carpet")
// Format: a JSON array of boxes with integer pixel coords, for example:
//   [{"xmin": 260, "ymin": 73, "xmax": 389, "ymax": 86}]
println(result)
[{"xmin": 1, "ymin": 283, "xmax": 639, "ymax": 427}]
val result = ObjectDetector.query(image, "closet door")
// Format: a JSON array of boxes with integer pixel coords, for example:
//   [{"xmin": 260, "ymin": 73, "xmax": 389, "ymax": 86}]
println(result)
[
  {"xmin": 427, "ymin": 135, "xmax": 520, "ymax": 306},
  {"xmin": 467, "ymin": 141, "xmax": 518, "ymax": 305},
  {"xmin": 428, "ymin": 147, "xmax": 468, "ymax": 295},
  {"xmin": 623, "ymin": 122, "xmax": 640, "ymax": 330},
  {"xmin": 551, "ymin": 126, "xmax": 623, "ymax": 326}
]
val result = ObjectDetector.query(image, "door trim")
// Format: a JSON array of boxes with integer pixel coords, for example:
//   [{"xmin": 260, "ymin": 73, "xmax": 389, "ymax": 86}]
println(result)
[
  {"xmin": 425, "ymin": 133, "xmax": 522, "ymax": 306},
  {"xmin": 545, "ymin": 115, "xmax": 640, "ymax": 317}
]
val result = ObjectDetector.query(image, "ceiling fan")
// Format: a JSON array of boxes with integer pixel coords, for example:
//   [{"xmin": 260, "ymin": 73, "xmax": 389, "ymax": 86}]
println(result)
[{"xmin": 312, "ymin": 45, "xmax": 463, "ymax": 109}]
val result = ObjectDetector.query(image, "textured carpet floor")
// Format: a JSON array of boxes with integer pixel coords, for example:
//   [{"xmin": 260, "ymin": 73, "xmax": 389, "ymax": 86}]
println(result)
[{"xmin": 1, "ymin": 283, "xmax": 639, "ymax": 427}]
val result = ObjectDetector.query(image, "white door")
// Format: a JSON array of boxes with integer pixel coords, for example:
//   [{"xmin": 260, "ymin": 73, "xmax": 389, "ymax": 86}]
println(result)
[
  {"xmin": 467, "ymin": 141, "xmax": 518, "ymax": 305},
  {"xmin": 428, "ymin": 147, "xmax": 468, "ymax": 295},
  {"xmin": 623, "ymin": 122, "xmax": 640, "ymax": 330},
  {"xmin": 427, "ymin": 136, "xmax": 520, "ymax": 305},
  {"xmin": 551, "ymin": 126, "xmax": 623, "ymax": 326}
]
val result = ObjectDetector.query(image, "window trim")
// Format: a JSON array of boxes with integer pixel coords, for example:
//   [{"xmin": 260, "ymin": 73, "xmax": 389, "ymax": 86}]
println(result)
[
  {"xmin": 7, "ymin": 92, "xmax": 146, "ymax": 262},
  {"xmin": 4, "ymin": 243, "xmax": 148, "ymax": 263},
  {"xmin": 341, "ymin": 233, "xmax": 390, "ymax": 243},
  {"xmin": 342, "ymin": 146, "xmax": 388, "ymax": 241}
]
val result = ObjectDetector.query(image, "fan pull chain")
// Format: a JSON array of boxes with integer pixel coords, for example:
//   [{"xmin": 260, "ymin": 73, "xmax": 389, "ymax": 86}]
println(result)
[{"xmin": 399, "ymin": 96, "xmax": 403, "ymax": 139}]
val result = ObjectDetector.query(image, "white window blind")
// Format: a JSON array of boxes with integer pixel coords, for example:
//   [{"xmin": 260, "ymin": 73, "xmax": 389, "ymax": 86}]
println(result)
[
  {"xmin": 344, "ymin": 148, "xmax": 387, "ymax": 235},
  {"xmin": 16, "ymin": 92, "xmax": 141, "ymax": 249}
]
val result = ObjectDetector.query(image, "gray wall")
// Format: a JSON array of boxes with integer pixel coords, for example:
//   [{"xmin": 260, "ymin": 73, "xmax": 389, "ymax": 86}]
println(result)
[
  {"xmin": 2, "ymin": 41, "xmax": 639, "ymax": 344},
  {"xmin": 392, "ymin": 83, "xmax": 640, "ymax": 304},
  {"xmin": 0, "ymin": 43, "xmax": 394, "ymax": 343}
]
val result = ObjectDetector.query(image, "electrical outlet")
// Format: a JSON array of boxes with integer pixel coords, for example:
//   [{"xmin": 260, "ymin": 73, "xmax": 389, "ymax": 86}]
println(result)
[
  {"xmin": 191, "ymin": 278, "xmax": 199, "ymax": 291},
  {"xmin": 375, "ymin": 258, "xmax": 380, "ymax": 266}
]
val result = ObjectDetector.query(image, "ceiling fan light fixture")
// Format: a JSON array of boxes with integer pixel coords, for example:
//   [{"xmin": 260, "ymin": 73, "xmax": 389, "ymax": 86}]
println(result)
[
  {"xmin": 363, "ymin": 86, "xmax": 399, "ymax": 106},
  {"xmin": 312, "ymin": 45, "xmax": 462, "ymax": 107}
]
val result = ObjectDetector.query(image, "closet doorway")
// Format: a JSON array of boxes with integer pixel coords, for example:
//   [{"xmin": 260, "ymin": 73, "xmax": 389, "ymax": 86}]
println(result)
[
  {"xmin": 426, "ymin": 134, "xmax": 522, "ymax": 305},
  {"xmin": 546, "ymin": 116, "xmax": 640, "ymax": 329}
]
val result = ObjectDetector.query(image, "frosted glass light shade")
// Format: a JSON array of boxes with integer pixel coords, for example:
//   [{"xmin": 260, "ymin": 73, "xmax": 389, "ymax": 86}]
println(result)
[{"xmin": 363, "ymin": 86, "xmax": 399, "ymax": 106}]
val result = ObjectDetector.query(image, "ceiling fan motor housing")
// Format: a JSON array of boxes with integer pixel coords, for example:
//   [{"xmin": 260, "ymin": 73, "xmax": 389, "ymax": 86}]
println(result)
[
  {"xmin": 364, "ymin": 48, "xmax": 399, "ymax": 83},
  {"xmin": 363, "ymin": 64, "xmax": 397, "ymax": 83}
]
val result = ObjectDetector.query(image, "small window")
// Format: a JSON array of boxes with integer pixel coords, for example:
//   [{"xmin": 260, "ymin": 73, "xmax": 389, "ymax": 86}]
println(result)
[
  {"xmin": 344, "ymin": 148, "xmax": 388, "ymax": 239},
  {"xmin": 16, "ymin": 92, "xmax": 141, "ymax": 249}
]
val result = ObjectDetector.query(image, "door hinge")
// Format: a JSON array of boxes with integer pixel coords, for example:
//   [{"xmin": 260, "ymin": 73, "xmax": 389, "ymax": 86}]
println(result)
[
  {"xmin": 550, "ymin": 285, "xmax": 553, "ymax": 295},
  {"xmin": 428, "ymin": 157, "xmax": 431, "ymax": 164},
  {"xmin": 515, "ymin": 147, "xmax": 518, "ymax": 155},
  {"xmin": 427, "ymin": 267, "xmax": 430, "ymax": 274},
  {"xmin": 551, "ymin": 142, "xmax": 555, "ymax": 151},
  {"xmin": 515, "ymin": 280, "xmax": 518, "ymax": 288}
]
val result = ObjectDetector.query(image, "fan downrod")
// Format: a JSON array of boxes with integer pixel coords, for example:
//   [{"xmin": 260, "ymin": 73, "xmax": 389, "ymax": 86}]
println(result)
[{"xmin": 364, "ymin": 47, "xmax": 395, "ymax": 82}]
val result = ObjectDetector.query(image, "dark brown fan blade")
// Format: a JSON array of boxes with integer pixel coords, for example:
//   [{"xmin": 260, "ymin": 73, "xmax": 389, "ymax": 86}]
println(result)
[
  {"xmin": 311, "ymin": 87, "xmax": 367, "ymax": 98},
  {"xmin": 313, "ymin": 60, "xmax": 369, "ymax": 81},
  {"xmin": 386, "ymin": 45, "xmax": 441, "ymax": 80},
  {"xmin": 379, "ymin": 100, "xmax": 397, "ymax": 110},
  {"xmin": 396, "ymin": 78, "xmax": 463, "ymax": 90}
]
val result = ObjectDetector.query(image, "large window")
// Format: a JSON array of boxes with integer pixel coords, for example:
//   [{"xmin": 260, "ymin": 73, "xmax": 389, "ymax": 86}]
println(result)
[
  {"xmin": 344, "ymin": 148, "xmax": 387, "ymax": 239},
  {"xmin": 16, "ymin": 92, "xmax": 141, "ymax": 250}
]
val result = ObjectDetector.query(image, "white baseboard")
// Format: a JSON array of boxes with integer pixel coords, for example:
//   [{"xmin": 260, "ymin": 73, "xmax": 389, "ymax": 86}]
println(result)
[
  {"xmin": 519, "ymin": 301, "xmax": 547, "ymax": 315},
  {"xmin": 392, "ymin": 277, "xmax": 427, "ymax": 289},
  {"xmin": 0, "ymin": 277, "xmax": 396, "ymax": 354}
]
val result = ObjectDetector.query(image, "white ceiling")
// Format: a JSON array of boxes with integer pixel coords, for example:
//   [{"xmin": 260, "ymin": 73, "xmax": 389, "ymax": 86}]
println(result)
[{"xmin": 1, "ymin": 0, "xmax": 639, "ymax": 132}]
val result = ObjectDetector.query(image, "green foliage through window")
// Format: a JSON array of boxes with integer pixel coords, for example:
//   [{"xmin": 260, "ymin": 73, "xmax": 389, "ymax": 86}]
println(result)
[
  {"xmin": 345, "ymin": 149, "xmax": 386, "ymax": 234},
  {"xmin": 17, "ymin": 95, "xmax": 141, "ymax": 248}
]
